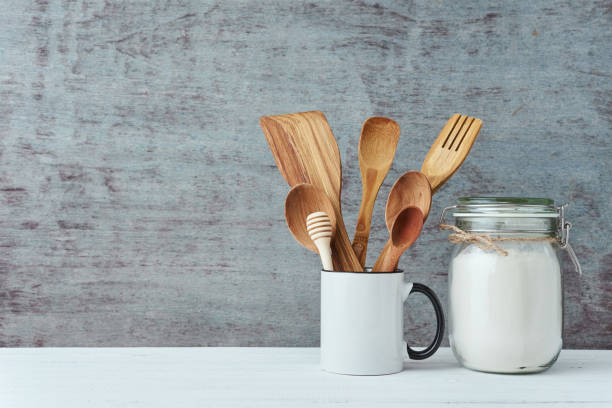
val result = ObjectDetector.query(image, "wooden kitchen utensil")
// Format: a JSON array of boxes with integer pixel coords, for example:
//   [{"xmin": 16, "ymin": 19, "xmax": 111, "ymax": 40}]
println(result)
[
  {"xmin": 372, "ymin": 206, "xmax": 424, "ymax": 272},
  {"xmin": 421, "ymin": 114, "xmax": 482, "ymax": 193},
  {"xmin": 385, "ymin": 170, "xmax": 432, "ymax": 227},
  {"xmin": 285, "ymin": 184, "xmax": 336, "ymax": 254},
  {"xmin": 261, "ymin": 111, "xmax": 363, "ymax": 271},
  {"xmin": 352, "ymin": 117, "xmax": 400, "ymax": 267},
  {"xmin": 306, "ymin": 212, "xmax": 334, "ymax": 271}
]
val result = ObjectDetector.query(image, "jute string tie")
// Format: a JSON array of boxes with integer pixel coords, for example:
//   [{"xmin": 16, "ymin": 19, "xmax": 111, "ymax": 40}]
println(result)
[{"xmin": 439, "ymin": 224, "xmax": 557, "ymax": 256}]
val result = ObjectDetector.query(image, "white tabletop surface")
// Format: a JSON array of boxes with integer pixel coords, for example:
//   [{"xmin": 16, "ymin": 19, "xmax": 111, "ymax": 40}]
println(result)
[{"xmin": 1, "ymin": 347, "xmax": 610, "ymax": 407}]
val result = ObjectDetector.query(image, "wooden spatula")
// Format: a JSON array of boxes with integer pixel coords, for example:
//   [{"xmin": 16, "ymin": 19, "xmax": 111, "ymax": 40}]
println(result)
[
  {"xmin": 352, "ymin": 117, "xmax": 399, "ymax": 267},
  {"xmin": 260, "ymin": 111, "xmax": 363, "ymax": 272},
  {"xmin": 421, "ymin": 114, "xmax": 482, "ymax": 193}
]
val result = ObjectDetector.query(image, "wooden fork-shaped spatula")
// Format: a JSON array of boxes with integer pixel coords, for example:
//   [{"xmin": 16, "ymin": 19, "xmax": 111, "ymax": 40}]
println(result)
[{"xmin": 421, "ymin": 114, "xmax": 482, "ymax": 193}]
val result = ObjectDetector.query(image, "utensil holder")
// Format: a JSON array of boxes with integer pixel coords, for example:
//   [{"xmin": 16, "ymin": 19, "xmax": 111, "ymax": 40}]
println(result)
[{"xmin": 320, "ymin": 268, "xmax": 445, "ymax": 375}]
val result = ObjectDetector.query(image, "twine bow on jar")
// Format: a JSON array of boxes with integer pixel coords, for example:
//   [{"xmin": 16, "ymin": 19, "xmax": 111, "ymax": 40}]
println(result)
[
  {"xmin": 439, "ymin": 202, "xmax": 582, "ymax": 275},
  {"xmin": 439, "ymin": 224, "xmax": 557, "ymax": 257}
]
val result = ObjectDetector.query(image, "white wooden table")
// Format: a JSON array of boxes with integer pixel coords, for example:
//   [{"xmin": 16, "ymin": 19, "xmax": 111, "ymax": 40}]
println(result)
[{"xmin": 1, "ymin": 347, "xmax": 610, "ymax": 407}]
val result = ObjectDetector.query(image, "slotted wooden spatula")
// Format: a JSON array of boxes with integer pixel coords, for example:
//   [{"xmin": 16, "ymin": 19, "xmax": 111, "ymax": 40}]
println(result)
[
  {"xmin": 260, "ymin": 111, "xmax": 363, "ymax": 272},
  {"xmin": 421, "ymin": 114, "xmax": 482, "ymax": 193}
]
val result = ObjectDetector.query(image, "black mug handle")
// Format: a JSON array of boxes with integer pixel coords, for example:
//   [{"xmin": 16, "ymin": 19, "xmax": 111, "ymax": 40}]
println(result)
[{"xmin": 405, "ymin": 282, "xmax": 445, "ymax": 360}]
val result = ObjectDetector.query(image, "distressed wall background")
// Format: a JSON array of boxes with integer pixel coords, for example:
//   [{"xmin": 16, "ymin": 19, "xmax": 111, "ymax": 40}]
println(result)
[{"xmin": 0, "ymin": 0, "xmax": 610, "ymax": 348}]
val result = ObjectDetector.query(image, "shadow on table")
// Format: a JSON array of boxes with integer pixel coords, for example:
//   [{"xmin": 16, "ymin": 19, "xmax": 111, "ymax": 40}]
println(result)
[{"xmin": 403, "ymin": 361, "xmax": 460, "ymax": 372}]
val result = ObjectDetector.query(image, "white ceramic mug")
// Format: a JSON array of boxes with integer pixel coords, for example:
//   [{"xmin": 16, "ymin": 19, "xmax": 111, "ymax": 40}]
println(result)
[{"xmin": 320, "ymin": 269, "xmax": 444, "ymax": 375}]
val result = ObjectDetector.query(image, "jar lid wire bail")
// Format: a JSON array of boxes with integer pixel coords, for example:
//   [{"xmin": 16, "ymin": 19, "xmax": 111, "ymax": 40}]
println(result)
[{"xmin": 558, "ymin": 204, "xmax": 582, "ymax": 275}]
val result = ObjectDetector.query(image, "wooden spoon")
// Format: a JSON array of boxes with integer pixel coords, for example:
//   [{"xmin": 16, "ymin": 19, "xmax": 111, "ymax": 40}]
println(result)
[
  {"xmin": 372, "ymin": 207, "xmax": 424, "ymax": 272},
  {"xmin": 261, "ymin": 111, "xmax": 362, "ymax": 271},
  {"xmin": 421, "ymin": 114, "xmax": 482, "ymax": 193},
  {"xmin": 352, "ymin": 117, "xmax": 400, "ymax": 267},
  {"xmin": 386, "ymin": 170, "xmax": 432, "ymax": 227},
  {"xmin": 285, "ymin": 184, "xmax": 336, "ymax": 254}
]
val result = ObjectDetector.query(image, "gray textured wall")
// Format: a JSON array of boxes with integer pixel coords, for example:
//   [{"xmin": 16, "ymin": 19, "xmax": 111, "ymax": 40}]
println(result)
[{"xmin": 0, "ymin": 0, "xmax": 610, "ymax": 348}]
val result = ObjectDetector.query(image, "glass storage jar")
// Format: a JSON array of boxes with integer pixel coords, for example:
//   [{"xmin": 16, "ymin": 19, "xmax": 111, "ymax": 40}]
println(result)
[{"xmin": 440, "ymin": 197, "xmax": 581, "ymax": 374}]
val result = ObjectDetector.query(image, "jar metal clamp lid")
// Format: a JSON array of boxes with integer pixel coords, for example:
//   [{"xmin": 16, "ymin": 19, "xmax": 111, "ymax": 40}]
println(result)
[{"xmin": 440, "ymin": 197, "xmax": 581, "ymax": 274}]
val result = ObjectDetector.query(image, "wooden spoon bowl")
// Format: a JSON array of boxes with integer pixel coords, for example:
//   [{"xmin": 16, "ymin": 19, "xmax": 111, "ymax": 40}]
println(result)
[
  {"xmin": 391, "ymin": 207, "xmax": 424, "ymax": 247},
  {"xmin": 285, "ymin": 184, "xmax": 337, "ymax": 253},
  {"xmin": 373, "ymin": 206, "xmax": 424, "ymax": 272},
  {"xmin": 386, "ymin": 170, "xmax": 432, "ymax": 228}
]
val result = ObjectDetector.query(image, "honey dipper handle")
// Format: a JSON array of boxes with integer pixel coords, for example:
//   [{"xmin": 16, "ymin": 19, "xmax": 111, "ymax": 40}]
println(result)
[{"xmin": 313, "ymin": 236, "xmax": 333, "ymax": 271}]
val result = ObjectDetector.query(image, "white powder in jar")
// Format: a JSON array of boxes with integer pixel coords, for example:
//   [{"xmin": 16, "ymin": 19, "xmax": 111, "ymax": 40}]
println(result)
[{"xmin": 449, "ymin": 241, "xmax": 562, "ymax": 373}]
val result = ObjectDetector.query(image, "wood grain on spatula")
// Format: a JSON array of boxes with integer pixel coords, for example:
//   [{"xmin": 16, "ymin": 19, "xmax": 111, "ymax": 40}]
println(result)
[
  {"xmin": 260, "ymin": 111, "xmax": 363, "ymax": 271},
  {"xmin": 421, "ymin": 114, "xmax": 482, "ymax": 193}
]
